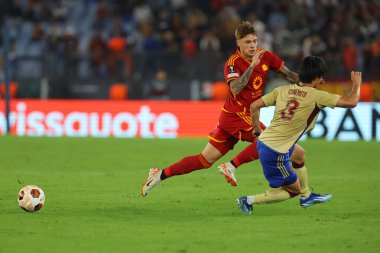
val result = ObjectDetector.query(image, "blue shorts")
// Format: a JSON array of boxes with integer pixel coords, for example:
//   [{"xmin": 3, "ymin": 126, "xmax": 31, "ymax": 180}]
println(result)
[{"xmin": 257, "ymin": 140, "xmax": 298, "ymax": 188}]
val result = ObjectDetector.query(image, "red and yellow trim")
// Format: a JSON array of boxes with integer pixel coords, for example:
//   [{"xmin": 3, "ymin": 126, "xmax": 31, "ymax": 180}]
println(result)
[
  {"xmin": 198, "ymin": 154, "xmax": 211, "ymax": 168},
  {"xmin": 237, "ymin": 112, "xmax": 252, "ymax": 126},
  {"xmin": 226, "ymin": 52, "xmax": 240, "ymax": 85},
  {"xmin": 226, "ymin": 76, "xmax": 238, "ymax": 85},
  {"xmin": 277, "ymin": 61, "xmax": 285, "ymax": 72},
  {"xmin": 227, "ymin": 53, "xmax": 239, "ymax": 66},
  {"xmin": 207, "ymin": 135, "xmax": 227, "ymax": 143}
]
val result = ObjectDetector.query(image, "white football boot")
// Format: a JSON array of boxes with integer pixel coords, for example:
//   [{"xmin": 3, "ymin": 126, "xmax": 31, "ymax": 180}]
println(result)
[
  {"xmin": 218, "ymin": 162, "xmax": 237, "ymax": 186},
  {"xmin": 141, "ymin": 168, "xmax": 162, "ymax": 197}
]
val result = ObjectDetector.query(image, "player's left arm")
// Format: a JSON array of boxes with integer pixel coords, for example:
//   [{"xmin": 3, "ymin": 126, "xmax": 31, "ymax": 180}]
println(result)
[
  {"xmin": 250, "ymin": 98, "xmax": 266, "ymax": 137},
  {"xmin": 335, "ymin": 71, "xmax": 361, "ymax": 108},
  {"xmin": 277, "ymin": 65, "xmax": 299, "ymax": 84}
]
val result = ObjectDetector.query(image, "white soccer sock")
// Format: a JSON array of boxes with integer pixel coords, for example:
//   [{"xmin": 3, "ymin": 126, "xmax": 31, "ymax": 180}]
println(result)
[{"xmin": 247, "ymin": 196, "xmax": 255, "ymax": 205}]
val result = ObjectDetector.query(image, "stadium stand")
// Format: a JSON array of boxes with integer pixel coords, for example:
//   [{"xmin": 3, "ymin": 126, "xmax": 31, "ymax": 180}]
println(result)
[{"xmin": 0, "ymin": 0, "xmax": 379, "ymax": 100}]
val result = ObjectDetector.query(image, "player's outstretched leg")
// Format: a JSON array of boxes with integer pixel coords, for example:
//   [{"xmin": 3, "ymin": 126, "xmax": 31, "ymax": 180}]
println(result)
[
  {"xmin": 141, "ymin": 168, "xmax": 162, "ymax": 197},
  {"xmin": 300, "ymin": 193, "xmax": 333, "ymax": 208},
  {"xmin": 218, "ymin": 162, "xmax": 237, "ymax": 186}
]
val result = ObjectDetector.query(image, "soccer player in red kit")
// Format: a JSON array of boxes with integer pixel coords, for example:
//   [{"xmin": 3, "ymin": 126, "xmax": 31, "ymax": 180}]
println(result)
[{"xmin": 141, "ymin": 21, "xmax": 331, "ymax": 208}]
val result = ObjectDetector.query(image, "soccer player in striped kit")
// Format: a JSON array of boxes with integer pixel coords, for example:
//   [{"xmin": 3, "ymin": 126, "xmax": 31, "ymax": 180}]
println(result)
[
  {"xmin": 236, "ymin": 56, "xmax": 362, "ymax": 214},
  {"xmin": 142, "ymin": 22, "xmax": 331, "ymax": 208}
]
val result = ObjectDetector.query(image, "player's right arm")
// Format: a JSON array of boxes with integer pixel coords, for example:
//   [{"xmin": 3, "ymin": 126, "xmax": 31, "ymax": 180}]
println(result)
[
  {"xmin": 336, "ymin": 71, "xmax": 362, "ymax": 108},
  {"xmin": 229, "ymin": 51, "xmax": 264, "ymax": 94}
]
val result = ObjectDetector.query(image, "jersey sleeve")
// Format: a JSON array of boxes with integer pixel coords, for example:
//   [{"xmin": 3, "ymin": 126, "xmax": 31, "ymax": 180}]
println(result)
[
  {"xmin": 315, "ymin": 90, "xmax": 341, "ymax": 109},
  {"xmin": 265, "ymin": 50, "xmax": 284, "ymax": 71},
  {"xmin": 261, "ymin": 87, "xmax": 278, "ymax": 107},
  {"xmin": 224, "ymin": 60, "xmax": 242, "ymax": 84}
]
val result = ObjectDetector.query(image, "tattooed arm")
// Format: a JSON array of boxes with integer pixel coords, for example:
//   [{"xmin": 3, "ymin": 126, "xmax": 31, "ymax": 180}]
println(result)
[
  {"xmin": 278, "ymin": 65, "xmax": 299, "ymax": 84},
  {"xmin": 229, "ymin": 51, "xmax": 264, "ymax": 94},
  {"xmin": 229, "ymin": 66, "xmax": 255, "ymax": 94}
]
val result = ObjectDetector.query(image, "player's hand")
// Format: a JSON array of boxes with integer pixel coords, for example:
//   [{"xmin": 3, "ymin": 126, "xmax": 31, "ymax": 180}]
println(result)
[
  {"xmin": 252, "ymin": 127, "xmax": 262, "ymax": 138},
  {"xmin": 250, "ymin": 50, "xmax": 264, "ymax": 68},
  {"xmin": 351, "ymin": 71, "xmax": 362, "ymax": 87}
]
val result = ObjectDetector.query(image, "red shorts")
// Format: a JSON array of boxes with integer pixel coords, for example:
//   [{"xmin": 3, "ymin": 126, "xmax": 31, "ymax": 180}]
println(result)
[{"xmin": 208, "ymin": 111, "xmax": 266, "ymax": 155}]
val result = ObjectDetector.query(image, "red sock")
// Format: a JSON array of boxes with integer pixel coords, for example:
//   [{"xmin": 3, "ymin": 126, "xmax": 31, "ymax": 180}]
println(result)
[
  {"xmin": 163, "ymin": 154, "xmax": 211, "ymax": 178},
  {"xmin": 231, "ymin": 142, "xmax": 259, "ymax": 168}
]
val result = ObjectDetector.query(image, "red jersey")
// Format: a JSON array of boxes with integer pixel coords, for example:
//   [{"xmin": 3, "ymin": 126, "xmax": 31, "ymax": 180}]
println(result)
[
  {"xmin": 223, "ymin": 49, "xmax": 284, "ymax": 114},
  {"xmin": 207, "ymin": 48, "xmax": 284, "ymax": 148}
]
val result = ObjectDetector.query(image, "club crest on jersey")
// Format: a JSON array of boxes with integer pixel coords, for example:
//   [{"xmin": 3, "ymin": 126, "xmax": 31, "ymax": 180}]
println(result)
[
  {"xmin": 262, "ymin": 64, "xmax": 268, "ymax": 71},
  {"xmin": 228, "ymin": 65, "xmax": 236, "ymax": 73}
]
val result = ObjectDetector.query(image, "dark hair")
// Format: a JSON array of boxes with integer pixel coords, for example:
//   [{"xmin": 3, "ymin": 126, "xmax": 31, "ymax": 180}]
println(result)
[
  {"xmin": 235, "ymin": 21, "xmax": 256, "ymax": 40},
  {"xmin": 298, "ymin": 56, "xmax": 328, "ymax": 83}
]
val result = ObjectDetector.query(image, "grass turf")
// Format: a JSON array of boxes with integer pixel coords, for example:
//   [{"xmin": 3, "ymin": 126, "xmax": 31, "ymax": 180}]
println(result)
[{"xmin": 0, "ymin": 136, "xmax": 379, "ymax": 253}]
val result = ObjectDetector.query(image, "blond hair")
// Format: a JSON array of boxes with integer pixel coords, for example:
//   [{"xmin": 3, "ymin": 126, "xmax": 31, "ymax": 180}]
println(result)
[{"xmin": 234, "ymin": 21, "xmax": 256, "ymax": 40}]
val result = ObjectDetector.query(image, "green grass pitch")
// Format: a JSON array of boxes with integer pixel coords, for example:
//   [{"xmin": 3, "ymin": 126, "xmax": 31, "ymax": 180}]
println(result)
[{"xmin": 0, "ymin": 136, "xmax": 379, "ymax": 253}]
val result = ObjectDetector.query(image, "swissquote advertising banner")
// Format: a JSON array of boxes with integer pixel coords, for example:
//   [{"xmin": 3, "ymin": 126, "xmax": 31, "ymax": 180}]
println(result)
[{"xmin": 0, "ymin": 100, "xmax": 379, "ymax": 141}]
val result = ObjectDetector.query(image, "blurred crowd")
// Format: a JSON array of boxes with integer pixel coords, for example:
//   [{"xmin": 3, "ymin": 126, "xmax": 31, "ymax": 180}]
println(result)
[{"xmin": 0, "ymin": 0, "xmax": 379, "ymax": 99}]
